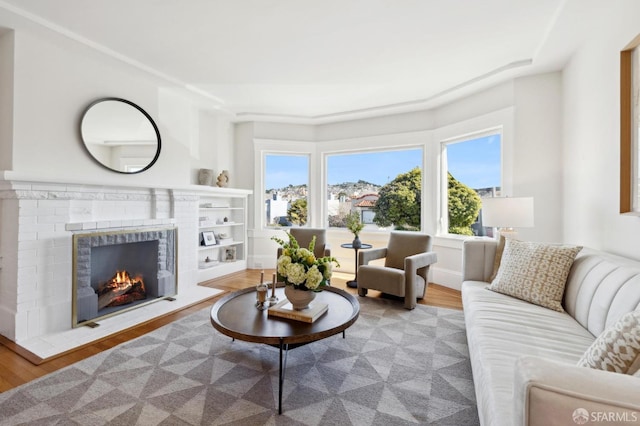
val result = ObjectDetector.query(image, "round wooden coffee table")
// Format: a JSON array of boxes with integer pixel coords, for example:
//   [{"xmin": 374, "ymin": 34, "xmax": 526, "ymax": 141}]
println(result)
[{"xmin": 210, "ymin": 286, "xmax": 360, "ymax": 414}]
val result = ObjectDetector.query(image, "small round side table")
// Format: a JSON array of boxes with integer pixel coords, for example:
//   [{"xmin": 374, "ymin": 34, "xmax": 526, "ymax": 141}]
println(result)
[{"xmin": 340, "ymin": 242, "xmax": 372, "ymax": 288}]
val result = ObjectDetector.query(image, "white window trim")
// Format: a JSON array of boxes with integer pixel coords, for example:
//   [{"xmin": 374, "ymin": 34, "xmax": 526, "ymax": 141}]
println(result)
[
  {"xmin": 254, "ymin": 139, "xmax": 314, "ymax": 229},
  {"xmin": 439, "ymin": 127, "xmax": 503, "ymax": 236},
  {"xmin": 322, "ymin": 145, "xmax": 426, "ymax": 231},
  {"xmin": 319, "ymin": 131, "xmax": 431, "ymax": 233},
  {"xmin": 433, "ymin": 107, "xmax": 514, "ymax": 238}
]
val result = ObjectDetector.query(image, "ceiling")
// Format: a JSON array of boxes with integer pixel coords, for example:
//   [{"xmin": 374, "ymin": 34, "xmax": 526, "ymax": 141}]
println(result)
[{"xmin": 0, "ymin": 0, "xmax": 577, "ymax": 123}]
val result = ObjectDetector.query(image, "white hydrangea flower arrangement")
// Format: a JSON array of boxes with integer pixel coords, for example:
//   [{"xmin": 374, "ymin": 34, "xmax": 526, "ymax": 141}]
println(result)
[{"xmin": 272, "ymin": 233, "xmax": 339, "ymax": 291}]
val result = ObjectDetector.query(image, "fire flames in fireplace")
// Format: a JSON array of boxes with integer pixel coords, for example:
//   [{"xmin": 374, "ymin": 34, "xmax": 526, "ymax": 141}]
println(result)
[{"xmin": 97, "ymin": 270, "xmax": 146, "ymax": 309}]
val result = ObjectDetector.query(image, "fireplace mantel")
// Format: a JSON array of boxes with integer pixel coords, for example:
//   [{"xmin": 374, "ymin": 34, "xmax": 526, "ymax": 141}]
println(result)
[{"xmin": 0, "ymin": 170, "xmax": 252, "ymax": 197}]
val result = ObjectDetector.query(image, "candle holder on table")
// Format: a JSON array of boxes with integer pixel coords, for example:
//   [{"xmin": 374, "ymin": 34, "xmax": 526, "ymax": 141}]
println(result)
[
  {"xmin": 268, "ymin": 273, "xmax": 279, "ymax": 306},
  {"xmin": 255, "ymin": 271, "xmax": 268, "ymax": 310}
]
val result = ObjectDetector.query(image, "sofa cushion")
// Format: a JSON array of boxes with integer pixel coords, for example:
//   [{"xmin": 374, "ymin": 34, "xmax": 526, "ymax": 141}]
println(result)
[
  {"xmin": 577, "ymin": 310, "xmax": 640, "ymax": 374},
  {"xmin": 488, "ymin": 239, "xmax": 582, "ymax": 312},
  {"xmin": 462, "ymin": 281, "xmax": 595, "ymax": 426}
]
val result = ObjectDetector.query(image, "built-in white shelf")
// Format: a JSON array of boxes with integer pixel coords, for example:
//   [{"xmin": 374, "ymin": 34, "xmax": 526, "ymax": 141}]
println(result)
[
  {"xmin": 198, "ymin": 222, "xmax": 244, "ymax": 229},
  {"xmin": 198, "ymin": 241, "xmax": 243, "ymax": 250},
  {"xmin": 196, "ymin": 189, "xmax": 249, "ymax": 283}
]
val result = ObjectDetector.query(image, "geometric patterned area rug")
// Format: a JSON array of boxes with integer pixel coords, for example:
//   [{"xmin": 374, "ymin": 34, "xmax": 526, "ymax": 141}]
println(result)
[{"xmin": 0, "ymin": 296, "xmax": 479, "ymax": 425}]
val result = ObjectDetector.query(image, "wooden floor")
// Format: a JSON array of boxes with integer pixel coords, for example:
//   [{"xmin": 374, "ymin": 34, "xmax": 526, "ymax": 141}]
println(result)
[{"xmin": 0, "ymin": 270, "xmax": 462, "ymax": 393}]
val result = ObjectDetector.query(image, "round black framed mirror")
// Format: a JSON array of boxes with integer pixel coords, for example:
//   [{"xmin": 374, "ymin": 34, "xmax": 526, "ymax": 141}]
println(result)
[{"xmin": 80, "ymin": 97, "xmax": 161, "ymax": 174}]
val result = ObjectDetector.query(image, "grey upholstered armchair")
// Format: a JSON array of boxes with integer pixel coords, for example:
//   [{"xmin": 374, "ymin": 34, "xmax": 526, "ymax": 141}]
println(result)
[
  {"xmin": 277, "ymin": 228, "xmax": 331, "ymax": 259},
  {"xmin": 357, "ymin": 231, "xmax": 437, "ymax": 309}
]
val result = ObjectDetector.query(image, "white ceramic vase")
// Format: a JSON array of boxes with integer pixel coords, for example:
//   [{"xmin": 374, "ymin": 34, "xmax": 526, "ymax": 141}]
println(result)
[{"xmin": 284, "ymin": 286, "xmax": 316, "ymax": 310}]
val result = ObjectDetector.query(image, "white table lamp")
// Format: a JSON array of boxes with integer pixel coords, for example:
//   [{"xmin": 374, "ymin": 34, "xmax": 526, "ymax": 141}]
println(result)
[{"xmin": 481, "ymin": 197, "xmax": 534, "ymax": 239}]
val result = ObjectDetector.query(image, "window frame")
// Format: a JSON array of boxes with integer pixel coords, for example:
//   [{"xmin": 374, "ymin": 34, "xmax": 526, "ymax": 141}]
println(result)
[
  {"xmin": 433, "ymin": 107, "xmax": 514, "ymax": 238},
  {"xmin": 323, "ymin": 146, "xmax": 426, "ymax": 232},
  {"xmin": 439, "ymin": 128, "xmax": 503, "ymax": 237},
  {"xmin": 254, "ymin": 139, "xmax": 314, "ymax": 230},
  {"xmin": 263, "ymin": 152, "xmax": 311, "ymax": 228}
]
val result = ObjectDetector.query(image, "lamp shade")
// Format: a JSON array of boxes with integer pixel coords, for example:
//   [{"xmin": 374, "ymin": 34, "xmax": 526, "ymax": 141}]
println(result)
[{"xmin": 481, "ymin": 197, "xmax": 534, "ymax": 228}]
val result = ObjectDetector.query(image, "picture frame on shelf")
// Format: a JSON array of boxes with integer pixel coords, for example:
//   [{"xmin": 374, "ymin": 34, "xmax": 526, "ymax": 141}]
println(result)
[
  {"xmin": 201, "ymin": 231, "xmax": 217, "ymax": 246},
  {"xmin": 223, "ymin": 246, "xmax": 236, "ymax": 262}
]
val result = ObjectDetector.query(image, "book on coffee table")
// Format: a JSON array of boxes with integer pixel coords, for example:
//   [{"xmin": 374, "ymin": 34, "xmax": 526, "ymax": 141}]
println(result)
[{"xmin": 268, "ymin": 299, "xmax": 328, "ymax": 323}]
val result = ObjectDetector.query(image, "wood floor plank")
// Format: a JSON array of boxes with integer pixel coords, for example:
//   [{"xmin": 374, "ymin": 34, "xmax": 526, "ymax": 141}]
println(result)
[{"xmin": 0, "ymin": 269, "xmax": 462, "ymax": 393}]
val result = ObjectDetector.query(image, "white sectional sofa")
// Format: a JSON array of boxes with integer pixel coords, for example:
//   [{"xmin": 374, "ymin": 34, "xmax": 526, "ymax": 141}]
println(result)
[{"xmin": 461, "ymin": 239, "xmax": 640, "ymax": 426}]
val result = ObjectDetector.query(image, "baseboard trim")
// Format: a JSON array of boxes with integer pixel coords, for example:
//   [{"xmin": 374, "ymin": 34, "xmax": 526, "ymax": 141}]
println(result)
[{"xmin": 432, "ymin": 267, "xmax": 462, "ymax": 291}]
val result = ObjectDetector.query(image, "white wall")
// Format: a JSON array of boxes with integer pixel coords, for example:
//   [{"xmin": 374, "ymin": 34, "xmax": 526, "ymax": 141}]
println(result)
[
  {"xmin": 1, "ymin": 7, "xmax": 233, "ymax": 186},
  {"xmin": 513, "ymin": 73, "xmax": 563, "ymax": 243},
  {"xmin": 0, "ymin": 29, "xmax": 13, "ymax": 171},
  {"xmin": 315, "ymin": 109, "xmax": 435, "ymax": 141},
  {"xmin": 561, "ymin": 0, "xmax": 640, "ymax": 259}
]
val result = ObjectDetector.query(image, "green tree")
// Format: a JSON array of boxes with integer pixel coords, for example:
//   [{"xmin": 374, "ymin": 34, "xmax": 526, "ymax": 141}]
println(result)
[
  {"xmin": 373, "ymin": 167, "xmax": 421, "ymax": 230},
  {"xmin": 288, "ymin": 198, "xmax": 308, "ymax": 226},
  {"xmin": 448, "ymin": 172, "xmax": 481, "ymax": 235}
]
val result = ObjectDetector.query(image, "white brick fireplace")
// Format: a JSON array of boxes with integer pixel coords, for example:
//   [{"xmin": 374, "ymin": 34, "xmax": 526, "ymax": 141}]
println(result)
[{"xmin": 0, "ymin": 173, "xmax": 225, "ymax": 360}]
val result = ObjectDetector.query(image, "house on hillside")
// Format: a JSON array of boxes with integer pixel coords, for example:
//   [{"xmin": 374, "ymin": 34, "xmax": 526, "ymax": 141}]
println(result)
[{"xmin": 351, "ymin": 193, "xmax": 379, "ymax": 224}]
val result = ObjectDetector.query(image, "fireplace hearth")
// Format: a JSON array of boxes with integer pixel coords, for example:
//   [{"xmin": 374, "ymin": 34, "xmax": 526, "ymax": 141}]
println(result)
[{"xmin": 73, "ymin": 226, "xmax": 177, "ymax": 327}]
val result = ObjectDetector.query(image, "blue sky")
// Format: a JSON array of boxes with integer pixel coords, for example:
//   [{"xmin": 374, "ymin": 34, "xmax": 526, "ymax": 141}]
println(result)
[
  {"xmin": 265, "ymin": 155, "xmax": 310, "ymax": 190},
  {"xmin": 265, "ymin": 135, "xmax": 501, "ymax": 190},
  {"xmin": 327, "ymin": 149, "xmax": 422, "ymax": 186},
  {"xmin": 447, "ymin": 134, "xmax": 501, "ymax": 189}
]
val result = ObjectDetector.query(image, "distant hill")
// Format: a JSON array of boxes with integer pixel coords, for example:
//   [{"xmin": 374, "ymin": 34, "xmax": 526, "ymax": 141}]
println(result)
[
  {"xmin": 328, "ymin": 181, "xmax": 381, "ymax": 197},
  {"xmin": 266, "ymin": 180, "xmax": 381, "ymax": 199}
]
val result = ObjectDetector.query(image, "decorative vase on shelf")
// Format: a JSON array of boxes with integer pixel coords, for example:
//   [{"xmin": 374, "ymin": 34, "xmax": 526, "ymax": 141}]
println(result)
[
  {"xmin": 284, "ymin": 286, "xmax": 316, "ymax": 310},
  {"xmin": 198, "ymin": 169, "xmax": 214, "ymax": 186},
  {"xmin": 216, "ymin": 170, "xmax": 229, "ymax": 187},
  {"xmin": 352, "ymin": 235, "xmax": 362, "ymax": 249}
]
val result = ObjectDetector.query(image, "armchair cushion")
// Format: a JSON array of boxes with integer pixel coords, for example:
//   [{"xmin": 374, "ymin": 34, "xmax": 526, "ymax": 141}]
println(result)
[{"xmin": 358, "ymin": 265, "xmax": 414, "ymax": 296}]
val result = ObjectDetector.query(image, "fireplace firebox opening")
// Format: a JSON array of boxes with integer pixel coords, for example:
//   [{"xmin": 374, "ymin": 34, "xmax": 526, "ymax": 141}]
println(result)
[{"xmin": 72, "ymin": 226, "xmax": 177, "ymax": 327}]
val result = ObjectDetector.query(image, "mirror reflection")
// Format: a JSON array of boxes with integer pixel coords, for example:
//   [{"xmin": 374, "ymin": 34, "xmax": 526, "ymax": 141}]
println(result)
[{"xmin": 80, "ymin": 98, "xmax": 161, "ymax": 173}]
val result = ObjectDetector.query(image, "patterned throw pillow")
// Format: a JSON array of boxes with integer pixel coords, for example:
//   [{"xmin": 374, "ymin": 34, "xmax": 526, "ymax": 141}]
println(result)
[
  {"xmin": 577, "ymin": 310, "xmax": 640, "ymax": 374},
  {"xmin": 488, "ymin": 239, "xmax": 582, "ymax": 312}
]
